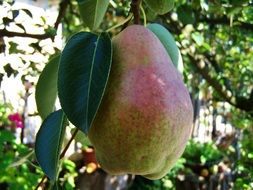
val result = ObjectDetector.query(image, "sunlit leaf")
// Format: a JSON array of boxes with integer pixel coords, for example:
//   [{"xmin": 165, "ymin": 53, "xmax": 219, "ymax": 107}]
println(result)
[
  {"xmin": 77, "ymin": 0, "xmax": 110, "ymax": 30},
  {"xmin": 36, "ymin": 56, "xmax": 60, "ymax": 119}
]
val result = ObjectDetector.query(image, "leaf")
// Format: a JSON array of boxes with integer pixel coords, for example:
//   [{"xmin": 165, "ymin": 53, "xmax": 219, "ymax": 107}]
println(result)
[
  {"xmin": 35, "ymin": 110, "xmax": 67, "ymax": 181},
  {"xmin": 16, "ymin": 23, "xmax": 26, "ymax": 32},
  {"xmin": 147, "ymin": 23, "xmax": 184, "ymax": 73},
  {"xmin": 21, "ymin": 8, "xmax": 33, "ymax": 18},
  {"xmin": 144, "ymin": 0, "xmax": 174, "ymax": 15},
  {"xmin": 191, "ymin": 32, "xmax": 204, "ymax": 46},
  {"xmin": 36, "ymin": 56, "xmax": 60, "ymax": 119},
  {"xmin": 58, "ymin": 32, "xmax": 112, "ymax": 134},
  {"xmin": 177, "ymin": 5, "xmax": 195, "ymax": 25},
  {"xmin": 3, "ymin": 17, "xmax": 13, "ymax": 26},
  {"xmin": 12, "ymin": 10, "xmax": 19, "ymax": 19},
  {"xmin": 9, "ymin": 42, "xmax": 19, "ymax": 54},
  {"xmin": 78, "ymin": 0, "xmax": 110, "ymax": 30},
  {"xmin": 4, "ymin": 64, "xmax": 17, "ymax": 77}
]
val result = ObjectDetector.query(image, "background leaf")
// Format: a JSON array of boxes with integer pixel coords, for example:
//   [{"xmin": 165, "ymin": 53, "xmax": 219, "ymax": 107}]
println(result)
[
  {"xmin": 177, "ymin": 5, "xmax": 195, "ymax": 25},
  {"xmin": 77, "ymin": 0, "xmax": 110, "ymax": 30},
  {"xmin": 35, "ymin": 55, "xmax": 60, "ymax": 120},
  {"xmin": 58, "ymin": 32, "xmax": 112, "ymax": 134},
  {"xmin": 35, "ymin": 109, "xmax": 67, "ymax": 181}
]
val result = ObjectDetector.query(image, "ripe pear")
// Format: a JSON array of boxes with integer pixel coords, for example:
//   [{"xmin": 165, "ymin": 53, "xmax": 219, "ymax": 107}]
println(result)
[{"xmin": 88, "ymin": 25, "xmax": 193, "ymax": 180}]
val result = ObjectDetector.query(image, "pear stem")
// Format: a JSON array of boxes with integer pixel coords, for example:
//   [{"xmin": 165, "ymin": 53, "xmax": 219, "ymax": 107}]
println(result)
[{"xmin": 131, "ymin": 0, "xmax": 142, "ymax": 24}]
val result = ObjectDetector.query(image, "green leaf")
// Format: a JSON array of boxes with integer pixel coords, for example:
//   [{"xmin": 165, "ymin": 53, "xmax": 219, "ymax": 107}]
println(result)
[
  {"xmin": 12, "ymin": 10, "xmax": 19, "ymax": 19},
  {"xmin": 21, "ymin": 8, "xmax": 33, "ymax": 18},
  {"xmin": 9, "ymin": 151, "xmax": 34, "ymax": 167},
  {"xmin": 191, "ymin": 32, "xmax": 204, "ymax": 46},
  {"xmin": 58, "ymin": 32, "xmax": 112, "ymax": 134},
  {"xmin": 177, "ymin": 5, "xmax": 195, "ymax": 25},
  {"xmin": 147, "ymin": 23, "xmax": 184, "ymax": 73},
  {"xmin": 144, "ymin": 0, "xmax": 174, "ymax": 15},
  {"xmin": 35, "ymin": 110, "xmax": 67, "ymax": 181},
  {"xmin": 77, "ymin": 0, "xmax": 110, "ymax": 30},
  {"xmin": 16, "ymin": 23, "xmax": 26, "ymax": 32},
  {"xmin": 36, "ymin": 55, "xmax": 60, "ymax": 120}
]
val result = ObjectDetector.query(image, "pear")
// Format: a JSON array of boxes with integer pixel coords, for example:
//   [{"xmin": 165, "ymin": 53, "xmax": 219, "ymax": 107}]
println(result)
[{"xmin": 88, "ymin": 25, "xmax": 193, "ymax": 180}]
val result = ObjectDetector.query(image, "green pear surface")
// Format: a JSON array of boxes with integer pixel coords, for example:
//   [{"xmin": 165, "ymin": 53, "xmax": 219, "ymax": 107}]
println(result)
[
  {"xmin": 147, "ymin": 23, "xmax": 184, "ymax": 74},
  {"xmin": 88, "ymin": 25, "xmax": 193, "ymax": 180},
  {"xmin": 144, "ymin": 0, "xmax": 174, "ymax": 15}
]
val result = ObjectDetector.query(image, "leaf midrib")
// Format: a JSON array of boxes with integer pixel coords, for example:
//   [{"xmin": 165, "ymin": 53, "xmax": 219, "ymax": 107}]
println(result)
[
  {"xmin": 86, "ymin": 34, "xmax": 101, "ymax": 131},
  {"xmin": 53, "ymin": 111, "xmax": 65, "ymax": 181}
]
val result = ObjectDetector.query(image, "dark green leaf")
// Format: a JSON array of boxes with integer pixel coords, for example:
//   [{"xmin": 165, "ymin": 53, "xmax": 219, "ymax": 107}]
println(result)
[
  {"xmin": 78, "ymin": 0, "xmax": 110, "ymax": 30},
  {"xmin": 4, "ymin": 64, "xmax": 17, "ymax": 77},
  {"xmin": 21, "ymin": 8, "xmax": 33, "ymax": 18},
  {"xmin": 3, "ymin": 17, "xmax": 13, "ymax": 26},
  {"xmin": 177, "ymin": 5, "xmax": 195, "ymax": 25},
  {"xmin": 16, "ymin": 23, "xmax": 26, "ymax": 32},
  {"xmin": 9, "ymin": 42, "xmax": 18, "ymax": 54},
  {"xmin": 12, "ymin": 10, "xmax": 19, "ymax": 19},
  {"xmin": 35, "ymin": 110, "xmax": 67, "ymax": 181},
  {"xmin": 36, "ymin": 56, "xmax": 60, "ymax": 119},
  {"xmin": 58, "ymin": 32, "xmax": 112, "ymax": 134}
]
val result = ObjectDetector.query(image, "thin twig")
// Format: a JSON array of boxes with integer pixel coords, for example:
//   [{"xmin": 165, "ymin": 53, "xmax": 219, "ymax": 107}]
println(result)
[
  {"xmin": 60, "ymin": 128, "xmax": 79, "ymax": 158},
  {"xmin": 34, "ymin": 176, "xmax": 47, "ymax": 190}
]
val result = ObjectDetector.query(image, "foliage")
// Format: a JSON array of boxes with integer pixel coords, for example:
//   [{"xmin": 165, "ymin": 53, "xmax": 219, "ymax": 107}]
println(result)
[
  {"xmin": 0, "ymin": 103, "xmax": 12, "ymax": 128},
  {"xmin": 183, "ymin": 140, "xmax": 223, "ymax": 165},
  {"xmin": 233, "ymin": 129, "xmax": 253, "ymax": 189},
  {"xmin": 0, "ymin": 130, "xmax": 41, "ymax": 189}
]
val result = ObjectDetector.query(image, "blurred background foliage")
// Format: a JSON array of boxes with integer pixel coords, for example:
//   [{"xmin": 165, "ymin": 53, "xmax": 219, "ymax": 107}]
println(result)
[{"xmin": 0, "ymin": 0, "xmax": 253, "ymax": 189}]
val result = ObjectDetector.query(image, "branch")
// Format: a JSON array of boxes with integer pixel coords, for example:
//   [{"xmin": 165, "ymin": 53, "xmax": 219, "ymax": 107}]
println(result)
[
  {"xmin": 54, "ymin": 0, "xmax": 70, "ymax": 29},
  {"xmin": 163, "ymin": 13, "xmax": 253, "ymax": 114},
  {"xmin": 131, "ymin": 0, "xmax": 141, "ymax": 24},
  {"xmin": 199, "ymin": 16, "xmax": 253, "ymax": 31},
  {"xmin": 188, "ymin": 54, "xmax": 253, "ymax": 113},
  {"xmin": 0, "ymin": 29, "xmax": 52, "ymax": 39},
  {"xmin": 188, "ymin": 54, "xmax": 236, "ymax": 106},
  {"xmin": 0, "ymin": 0, "xmax": 70, "ymax": 40}
]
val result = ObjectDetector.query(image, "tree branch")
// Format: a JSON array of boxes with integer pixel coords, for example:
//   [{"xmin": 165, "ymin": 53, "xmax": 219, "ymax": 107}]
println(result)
[
  {"xmin": 188, "ymin": 54, "xmax": 253, "ymax": 113},
  {"xmin": 163, "ymin": 12, "xmax": 253, "ymax": 114},
  {"xmin": 0, "ymin": 0, "xmax": 70, "ymax": 40},
  {"xmin": 199, "ymin": 16, "xmax": 253, "ymax": 31},
  {"xmin": 0, "ymin": 29, "xmax": 52, "ymax": 39},
  {"xmin": 188, "ymin": 54, "xmax": 236, "ymax": 106},
  {"xmin": 54, "ymin": 0, "xmax": 70, "ymax": 29}
]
